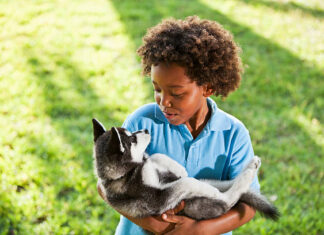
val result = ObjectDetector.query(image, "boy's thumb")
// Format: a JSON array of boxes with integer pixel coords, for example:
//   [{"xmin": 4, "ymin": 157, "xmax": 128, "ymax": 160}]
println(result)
[{"xmin": 162, "ymin": 213, "xmax": 184, "ymax": 224}]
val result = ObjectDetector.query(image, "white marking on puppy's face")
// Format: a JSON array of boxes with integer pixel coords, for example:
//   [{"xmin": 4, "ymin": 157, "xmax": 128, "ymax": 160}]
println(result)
[
  {"xmin": 113, "ymin": 127, "xmax": 125, "ymax": 153},
  {"xmin": 130, "ymin": 130, "xmax": 151, "ymax": 163}
]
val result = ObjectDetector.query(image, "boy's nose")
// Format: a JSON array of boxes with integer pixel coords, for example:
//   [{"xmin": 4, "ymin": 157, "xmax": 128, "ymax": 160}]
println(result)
[{"xmin": 160, "ymin": 94, "xmax": 172, "ymax": 108}]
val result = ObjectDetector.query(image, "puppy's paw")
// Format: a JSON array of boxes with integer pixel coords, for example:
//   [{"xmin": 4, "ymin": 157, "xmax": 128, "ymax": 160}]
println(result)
[{"xmin": 178, "ymin": 167, "xmax": 188, "ymax": 178}]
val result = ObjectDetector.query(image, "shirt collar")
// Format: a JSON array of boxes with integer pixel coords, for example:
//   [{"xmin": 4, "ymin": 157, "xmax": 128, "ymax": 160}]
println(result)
[
  {"xmin": 206, "ymin": 97, "xmax": 231, "ymax": 131},
  {"xmin": 154, "ymin": 97, "xmax": 231, "ymax": 131}
]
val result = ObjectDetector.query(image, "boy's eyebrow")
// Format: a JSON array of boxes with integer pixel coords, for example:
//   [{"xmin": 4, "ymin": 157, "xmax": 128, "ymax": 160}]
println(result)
[{"xmin": 151, "ymin": 80, "xmax": 185, "ymax": 88}]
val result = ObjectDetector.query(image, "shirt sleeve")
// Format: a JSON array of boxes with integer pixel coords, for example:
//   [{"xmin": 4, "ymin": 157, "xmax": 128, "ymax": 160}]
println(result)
[
  {"xmin": 122, "ymin": 115, "xmax": 137, "ymax": 132},
  {"xmin": 228, "ymin": 128, "xmax": 260, "ymax": 192}
]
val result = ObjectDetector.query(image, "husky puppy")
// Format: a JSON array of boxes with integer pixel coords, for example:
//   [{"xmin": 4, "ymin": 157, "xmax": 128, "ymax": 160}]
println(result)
[{"xmin": 92, "ymin": 119, "xmax": 279, "ymax": 221}]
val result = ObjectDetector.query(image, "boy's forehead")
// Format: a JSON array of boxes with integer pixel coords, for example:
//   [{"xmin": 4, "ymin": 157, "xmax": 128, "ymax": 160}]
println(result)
[
  {"xmin": 151, "ymin": 63, "xmax": 185, "ymax": 73},
  {"xmin": 151, "ymin": 80, "xmax": 185, "ymax": 88},
  {"xmin": 151, "ymin": 64, "xmax": 194, "ymax": 86}
]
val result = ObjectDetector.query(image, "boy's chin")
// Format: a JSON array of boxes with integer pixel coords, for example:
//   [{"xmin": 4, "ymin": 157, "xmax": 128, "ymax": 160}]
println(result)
[{"xmin": 167, "ymin": 118, "xmax": 184, "ymax": 126}]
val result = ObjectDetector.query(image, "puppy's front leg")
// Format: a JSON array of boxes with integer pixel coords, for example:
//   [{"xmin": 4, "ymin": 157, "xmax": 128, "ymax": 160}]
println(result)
[{"xmin": 149, "ymin": 153, "xmax": 188, "ymax": 178}]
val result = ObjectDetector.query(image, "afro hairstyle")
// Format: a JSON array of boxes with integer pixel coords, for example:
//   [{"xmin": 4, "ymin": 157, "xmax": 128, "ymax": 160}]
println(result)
[{"xmin": 137, "ymin": 16, "xmax": 243, "ymax": 98}]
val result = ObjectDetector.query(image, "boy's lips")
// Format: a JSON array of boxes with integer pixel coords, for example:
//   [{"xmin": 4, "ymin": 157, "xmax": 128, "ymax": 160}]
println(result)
[
  {"xmin": 160, "ymin": 107, "xmax": 179, "ymax": 120},
  {"xmin": 162, "ymin": 111, "xmax": 178, "ymax": 120}
]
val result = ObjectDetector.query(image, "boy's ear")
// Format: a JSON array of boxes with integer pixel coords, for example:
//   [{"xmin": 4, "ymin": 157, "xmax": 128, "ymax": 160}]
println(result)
[
  {"xmin": 92, "ymin": 118, "xmax": 106, "ymax": 142},
  {"xmin": 203, "ymin": 84, "xmax": 214, "ymax": 97}
]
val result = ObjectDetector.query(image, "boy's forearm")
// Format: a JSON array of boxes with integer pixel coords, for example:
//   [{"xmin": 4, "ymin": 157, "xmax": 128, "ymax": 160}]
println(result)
[
  {"xmin": 106, "ymin": 204, "xmax": 175, "ymax": 234},
  {"xmin": 123, "ymin": 213, "xmax": 175, "ymax": 234},
  {"xmin": 197, "ymin": 203, "xmax": 256, "ymax": 235},
  {"xmin": 98, "ymin": 183, "xmax": 255, "ymax": 234}
]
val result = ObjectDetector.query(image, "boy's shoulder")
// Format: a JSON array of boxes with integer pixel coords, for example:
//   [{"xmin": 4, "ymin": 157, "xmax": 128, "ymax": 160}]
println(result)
[
  {"xmin": 219, "ymin": 109, "xmax": 246, "ymax": 129},
  {"xmin": 208, "ymin": 99, "xmax": 248, "ymax": 133},
  {"xmin": 123, "ymin": 103, "xmax": 161, "ymax": 130},
  {"xmin": 127, "ymin": 103, "xmax": 157, "ymax": 120}
]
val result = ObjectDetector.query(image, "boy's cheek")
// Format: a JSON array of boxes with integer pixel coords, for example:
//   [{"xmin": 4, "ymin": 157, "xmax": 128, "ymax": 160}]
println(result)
[{"xmin": 154, "ymin": 95, "xmax": 160, "ymax": 104}]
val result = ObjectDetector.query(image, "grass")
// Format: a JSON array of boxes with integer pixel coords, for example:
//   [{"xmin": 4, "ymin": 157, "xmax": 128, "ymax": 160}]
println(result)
[{"xmin": 0, "ymin": 0, "xmax": 323, "ymax": 234}]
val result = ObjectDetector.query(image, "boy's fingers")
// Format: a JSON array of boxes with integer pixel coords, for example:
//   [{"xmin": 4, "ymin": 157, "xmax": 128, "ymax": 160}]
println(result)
[
  {"xmin": 97, "ymin": 181, "xmax": 108, "ymax": 203},
  {"xmin": 163, "ymin": 208, "xmax": 175, "ymax": 215},
  {"xmin": 97, "ymin": 182, "xmax": 104, "ymax": 198},
  {"xmin": 173, "ymin": 200, "xmax": 185, "ymax": 214},
  {"xmin": 162, "ymin": 213, "xmax": 185, "ymax": 223},
  {"xmin": 163, "ymin": 200, "xmax": 185, "ymax": 215}
]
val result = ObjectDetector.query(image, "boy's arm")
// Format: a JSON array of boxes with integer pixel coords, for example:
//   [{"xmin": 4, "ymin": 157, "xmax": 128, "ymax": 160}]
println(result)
[
  {"xmin": 120, "ymin": 212, "xmax": 175, "ymax": 235},
  {"xmin": 199, "ymin": 202, "xmax": 256, "ymax": 234},
  {"xmin": 98, "ymin": 182, "xmax": 254, "ymax": 235},
  {"xmin": 97, "ymin": 182, "xmax": 182, "ymax": 235},
  {"xmin": 162, "ymin": 202, "xmax": 255, "ymax": 235}
]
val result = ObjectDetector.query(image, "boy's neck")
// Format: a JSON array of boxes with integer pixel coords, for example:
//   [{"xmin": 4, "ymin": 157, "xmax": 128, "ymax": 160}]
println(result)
[{"xmin": 185, "ymin": 100, "xmax": 211, "ymax": 139}]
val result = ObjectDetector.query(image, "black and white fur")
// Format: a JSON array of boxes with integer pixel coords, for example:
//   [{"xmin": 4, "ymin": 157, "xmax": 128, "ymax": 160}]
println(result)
[{"xmin": 92, "ymin": 118, "xmax": 279, "ymax": 221}]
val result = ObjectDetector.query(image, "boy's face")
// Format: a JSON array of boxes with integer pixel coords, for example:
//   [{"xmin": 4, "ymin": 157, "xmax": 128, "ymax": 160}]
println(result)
[{"xmin": 151, "ymin": 63, "xmax": 210, "ymax": 126}]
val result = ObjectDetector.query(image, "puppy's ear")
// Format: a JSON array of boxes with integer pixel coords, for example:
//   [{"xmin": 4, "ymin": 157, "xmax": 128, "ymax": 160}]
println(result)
[
  {"xmin": 111, "ymin": 127, "xmax": 125, "ymax": 153},
  {"xmin": 92, "ymin": 118, "xmax": 106, "ymax": 142}
]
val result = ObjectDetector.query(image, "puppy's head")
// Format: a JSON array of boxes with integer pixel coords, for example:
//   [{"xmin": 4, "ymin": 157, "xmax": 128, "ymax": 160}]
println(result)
[{"xmin": 92, "ymin": 118, "xmax": 150, "ymax": 180}]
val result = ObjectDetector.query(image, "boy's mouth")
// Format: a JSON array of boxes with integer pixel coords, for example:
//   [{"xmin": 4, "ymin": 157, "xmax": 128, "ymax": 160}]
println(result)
[
  {"xmin": 160, "ymin": 106, "xmax": 179, "ymax": 120},
  {"xmin": 162, "ymin": 111, "xmax": 178, "ymax": 120}
]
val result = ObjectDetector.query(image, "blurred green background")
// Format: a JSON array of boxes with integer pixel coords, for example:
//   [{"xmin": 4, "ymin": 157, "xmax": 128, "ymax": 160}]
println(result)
[{"xmin": 0, "ymin": 0, "xmax": 323, "ymax": 234}]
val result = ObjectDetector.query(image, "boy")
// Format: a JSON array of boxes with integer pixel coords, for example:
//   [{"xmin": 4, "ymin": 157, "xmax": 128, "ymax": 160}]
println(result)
[{"xmin": 98, "ymin": 16, "xmax": 259, "ymax": 235}]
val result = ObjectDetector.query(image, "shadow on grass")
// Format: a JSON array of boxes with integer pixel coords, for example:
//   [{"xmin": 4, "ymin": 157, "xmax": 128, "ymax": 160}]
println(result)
[
  {"xmin": 109, "ymin": 0, "xmax": 323, "ymax": 138},
  {"xmin": 109, "ymin": 0, "xmax": 323, "ymax": 233},
  {"xmin": 236, "ymin": 0, "xmax": 324, "ymax": 19},
  {"xmin": 6, "ymin": 45, "xmax": 122, "ymax": 233},
  {"xmin": 24, "ymin": 45, "xmax": 120, "ymax": 169}
]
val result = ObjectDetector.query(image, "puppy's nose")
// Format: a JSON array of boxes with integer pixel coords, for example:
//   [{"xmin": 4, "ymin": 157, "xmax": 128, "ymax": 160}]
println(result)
[{"xmin": 144, "ymin": 129, "xmax": 149, "ymax": 134}]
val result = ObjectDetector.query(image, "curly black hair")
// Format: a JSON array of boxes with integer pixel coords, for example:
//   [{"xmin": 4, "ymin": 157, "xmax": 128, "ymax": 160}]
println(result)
[{"xmin": 137, "ymin": 16, "xmax": 243, "ymax": 98}]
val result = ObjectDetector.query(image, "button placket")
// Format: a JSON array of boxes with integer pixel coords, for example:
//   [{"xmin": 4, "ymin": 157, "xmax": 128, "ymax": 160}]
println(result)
[
  {"xmin": 177, "ymin": 125, "xmax": 193, "ymax": 141},
  {"xmin": 186, "ymin": 143, "xmax": 199, "ymax": 174}
]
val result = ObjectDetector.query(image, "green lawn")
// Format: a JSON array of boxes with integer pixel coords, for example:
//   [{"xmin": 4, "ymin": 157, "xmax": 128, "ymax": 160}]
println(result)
[{"xmin": 0, "ymin": 0, "xmax": 323, "ymax": 234}]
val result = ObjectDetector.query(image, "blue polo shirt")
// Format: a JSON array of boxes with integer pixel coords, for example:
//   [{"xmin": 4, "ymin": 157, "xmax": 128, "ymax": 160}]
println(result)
[{"xmin": 114, "ymin": 98, "xmax": 260, "ymax": 235}]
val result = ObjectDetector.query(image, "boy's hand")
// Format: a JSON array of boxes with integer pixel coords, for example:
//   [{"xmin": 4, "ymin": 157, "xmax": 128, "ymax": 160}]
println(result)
[
  {"xmin": 97, "ymin": 182, "xmax": 108, "ymax": 202},
  {"xmin": 136, "ymin": 201, "xmax": 185, "ymax": 234},
  {"xmin": 157, "ymin": 200, "xmax": 185, "ymax": 221},
  {"xmin": 162, "ymin": 213, "xmax": 199, "ymax": 235}
]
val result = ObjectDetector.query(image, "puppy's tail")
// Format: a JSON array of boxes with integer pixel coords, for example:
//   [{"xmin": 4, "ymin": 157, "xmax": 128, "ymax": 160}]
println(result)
[{"xmin": 240, "ymin": 191, "xmax": 280, "ymax": 221}]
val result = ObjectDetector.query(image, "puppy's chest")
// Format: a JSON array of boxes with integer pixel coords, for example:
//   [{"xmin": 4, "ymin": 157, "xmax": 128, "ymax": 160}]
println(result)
[
  {"xmin": 107, "ymin": 177, "xmax": 128, "ymax": 194},
  {"xmin": 106, "ymin": 166, "xmax": 144, "ymax": 195}
]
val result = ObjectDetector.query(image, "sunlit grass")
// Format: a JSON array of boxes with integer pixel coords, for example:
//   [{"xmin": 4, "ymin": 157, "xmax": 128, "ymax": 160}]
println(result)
[
  {"xmin": 200, "ymin": 0, "xmax": 324, "ymax": 68},
  {"xmin": 0, "ymin": 0, "xmax": 148, "ymax": 234},
  {"xmin": 0, "ymin": 0, "xmax": 323, "ymax": 234},
  {"xmin": 291, "ymin": 107, "xmax": 324, "ymax": 148}
]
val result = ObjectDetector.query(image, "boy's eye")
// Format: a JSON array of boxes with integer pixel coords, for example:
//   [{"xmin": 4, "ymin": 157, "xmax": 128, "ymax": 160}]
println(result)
[
  {"xmin": 153, "ymin": 88, "xmax": 184, "ymax": 98},
  {"xmin": 171, "ymin": 93, "xmax": 184, "ymax": 98}
]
